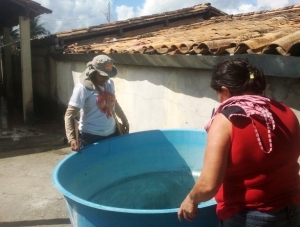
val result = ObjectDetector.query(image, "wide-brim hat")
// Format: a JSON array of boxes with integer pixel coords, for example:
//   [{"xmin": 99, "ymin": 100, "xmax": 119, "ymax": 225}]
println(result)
[{"xmin": 86, "ymin": 55, "xmax": 117, "ymax": 77}]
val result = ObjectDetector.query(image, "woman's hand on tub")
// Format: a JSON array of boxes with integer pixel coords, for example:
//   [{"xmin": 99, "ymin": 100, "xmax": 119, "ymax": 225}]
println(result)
[
  {"xmin": 70, "ymin": 139, "xmax": 79, "ymax": 152},
  {"xmin": 177, "ymin": 194, "xmax": 198, "ymax": 222}
]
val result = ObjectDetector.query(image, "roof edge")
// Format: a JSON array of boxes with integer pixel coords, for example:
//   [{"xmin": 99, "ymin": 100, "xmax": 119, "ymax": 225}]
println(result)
[
  {"xmin": 10, "ymin": 0, "xmax": 52, "ymax": 14},
  {"xmin": 50, "ymin": 53, "xmax": 300, "ymax": 78},
  {"xmin": 56, "ymin": 3, "xmax": 227, "ymax": 38}
]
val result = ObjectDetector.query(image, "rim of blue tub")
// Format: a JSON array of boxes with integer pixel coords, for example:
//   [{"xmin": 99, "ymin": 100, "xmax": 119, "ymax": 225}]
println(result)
[{"xmin": 52, "ymin": 128, "xmax": 216, "ymax": 214}]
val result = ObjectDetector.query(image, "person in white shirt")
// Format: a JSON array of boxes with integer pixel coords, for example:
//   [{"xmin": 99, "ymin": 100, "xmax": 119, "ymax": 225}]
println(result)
[{"xmin": 64, "ymin": 55, "xmax": 129, "ymax": 151}]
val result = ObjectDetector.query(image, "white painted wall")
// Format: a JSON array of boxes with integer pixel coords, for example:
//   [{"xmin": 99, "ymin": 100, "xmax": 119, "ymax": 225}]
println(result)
[
  {"xmin": 56, "ymin": 61, "xmax": 86, "ymax": 107},
  {"xmin": 56, "ymin": 62, "xmax": 300, "ymax": 134},
  {"xmin": 113, "ymin": 65, "xmax": 219, "ymax": 132}
]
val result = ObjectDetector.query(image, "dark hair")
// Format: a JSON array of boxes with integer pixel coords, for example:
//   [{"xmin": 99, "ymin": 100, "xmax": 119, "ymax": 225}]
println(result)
[{"xmin": 210, "ymin": 58, "xmax": 266, "ymax": 95}]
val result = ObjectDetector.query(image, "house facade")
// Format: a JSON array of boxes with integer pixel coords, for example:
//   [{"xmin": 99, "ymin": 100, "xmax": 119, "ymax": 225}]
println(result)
[
  {"xmin": 27, "ymin": 4, "xmax": 300, "ymax": 132},
  {"xmin": 0, "ymin": 0, "xmax": 52, "ymax": 123}
]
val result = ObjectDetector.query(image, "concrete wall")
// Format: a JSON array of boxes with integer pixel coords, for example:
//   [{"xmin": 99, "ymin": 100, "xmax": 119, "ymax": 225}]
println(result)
[
  {"xmin": 31, "ymin": 47, "xmax": 57, "ymax": 117},
  {"xmin": 56, "ymin": 61, "xmax": 86, "ymax": 106},
  {"xmin": 55, "ymin": 61, "xmax": 300, "ymax": 133}
]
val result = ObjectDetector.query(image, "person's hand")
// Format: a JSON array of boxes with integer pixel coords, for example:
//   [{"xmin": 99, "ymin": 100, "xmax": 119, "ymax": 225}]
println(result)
[
  {"xmin": 178, "ymin": 194, "xmax": 198, "ymax": 222},
  {"xmin": 122, "ymin": 121, "xmax": 129, "ymax": 134},
  {"xmin": 70, "ymin": 140, "xmax": 79, "ymax": 152}
]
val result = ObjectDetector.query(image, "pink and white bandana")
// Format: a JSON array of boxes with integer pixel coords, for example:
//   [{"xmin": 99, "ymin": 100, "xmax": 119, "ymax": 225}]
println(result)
[{"xmin": 204, "ymin": 95, "xmax": 275, "ymax": 153}]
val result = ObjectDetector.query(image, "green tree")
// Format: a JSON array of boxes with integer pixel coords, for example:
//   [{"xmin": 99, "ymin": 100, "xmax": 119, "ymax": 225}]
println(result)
[
  {"xmin": 10, "ymin": 27, "xmax": 20, "ymax": 41},
  {"xmin": 0, "ymin": 27, "xmax": 20, "ymax": 46},
  {"xmin": 1, "ymin": 16, "xmax": 50, "ymax": 45},
  {"xmin": 30, "ymin": 16, "xmax": 50, "ymax": 39},
  {"xmin": 1, "ymin": 16, "xmax": 50, "ymax": 54}
]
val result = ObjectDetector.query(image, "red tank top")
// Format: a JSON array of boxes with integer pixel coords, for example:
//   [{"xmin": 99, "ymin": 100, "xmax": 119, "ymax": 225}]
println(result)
[{"xmin": 215, "ymin": 100, "xmax": 300, "ymax": 220}]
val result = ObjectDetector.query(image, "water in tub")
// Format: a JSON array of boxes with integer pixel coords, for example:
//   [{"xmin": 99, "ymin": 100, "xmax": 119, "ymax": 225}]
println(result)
[{"xmin": 88, "ymin": 170, "xmax": 208, "ymax": 210}]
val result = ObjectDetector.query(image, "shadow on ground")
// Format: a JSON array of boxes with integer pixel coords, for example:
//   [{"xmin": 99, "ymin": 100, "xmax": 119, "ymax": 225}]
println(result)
[
  {"xmin": 0, "ymin": 122, "xmax": 68, "ymax": 159},
  {"xmin": 0, "ymin": 218, "xmax": 71, "ymax": 227}
]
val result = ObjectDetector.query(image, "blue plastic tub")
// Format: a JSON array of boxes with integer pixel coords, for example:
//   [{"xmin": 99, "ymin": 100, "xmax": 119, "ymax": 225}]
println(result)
[{"xmin": 52, "ymin": 129, "xmax": 218, "ymax": 227}]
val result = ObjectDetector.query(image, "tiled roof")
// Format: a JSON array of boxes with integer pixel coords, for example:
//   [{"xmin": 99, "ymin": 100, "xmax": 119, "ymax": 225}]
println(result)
[
  {"xmin": 62, "ymin": 4, "xmax": 300, "ymax": 57},
  {"xmin": 56, "ymin": 3, "xmax": 226, "ymax": 41}
]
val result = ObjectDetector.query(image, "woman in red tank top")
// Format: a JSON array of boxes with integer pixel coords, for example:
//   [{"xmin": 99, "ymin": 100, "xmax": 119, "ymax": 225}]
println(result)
[{"xmin": 178, "ymin": 58, "xmax": 300, "ymax": 227}]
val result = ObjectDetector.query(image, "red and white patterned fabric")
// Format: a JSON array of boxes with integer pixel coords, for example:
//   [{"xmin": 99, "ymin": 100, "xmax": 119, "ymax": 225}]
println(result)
[{"xmin": 205, "ymin": 95, "xmax": 275, "ymax": 153}]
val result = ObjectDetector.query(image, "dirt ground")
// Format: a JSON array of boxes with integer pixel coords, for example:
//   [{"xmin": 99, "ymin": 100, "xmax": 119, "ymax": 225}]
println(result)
[{"xmin": 0, "ymin": 122, "xmax": 72, "ymax": 227}]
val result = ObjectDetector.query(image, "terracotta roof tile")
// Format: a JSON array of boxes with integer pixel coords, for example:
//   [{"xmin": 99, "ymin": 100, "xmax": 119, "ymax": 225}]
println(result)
[
  {"xmin": 62, "ymin": 4, "xmax": 300, "ymax": 57},
  {"xmin": 57, "ymin": 3, "xmax": 222, "ymax": 38}
]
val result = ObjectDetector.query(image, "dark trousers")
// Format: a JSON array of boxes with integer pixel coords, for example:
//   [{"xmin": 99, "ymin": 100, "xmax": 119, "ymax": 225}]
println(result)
[
  {"xmin": 79, "ymin": 130, "xmax": 118, "ymax": 149},
  {"xmin": 218, "ymin": 205, "xmax": 300, "ymax": 227}
]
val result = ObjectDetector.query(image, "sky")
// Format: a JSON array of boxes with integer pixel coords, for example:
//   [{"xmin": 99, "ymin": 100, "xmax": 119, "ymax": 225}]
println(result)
[{"xmin": 34, "ymin": 0, "xmax": 300, "ymax": 34}]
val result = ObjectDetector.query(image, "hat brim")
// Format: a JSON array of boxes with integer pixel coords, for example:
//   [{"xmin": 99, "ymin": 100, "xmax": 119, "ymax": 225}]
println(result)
[{"xmin": 96, "ymin": 66, "xmax": 117, "ymax": 78}]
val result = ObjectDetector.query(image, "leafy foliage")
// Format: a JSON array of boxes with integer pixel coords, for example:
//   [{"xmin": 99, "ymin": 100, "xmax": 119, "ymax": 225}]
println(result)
[
  {"xmin": 30, "ymin": 16, "xmax": 50, "ymax": 39},
  {"xmin": 0, "ymin": 16, "xmax": 50, "ymax": 46}
]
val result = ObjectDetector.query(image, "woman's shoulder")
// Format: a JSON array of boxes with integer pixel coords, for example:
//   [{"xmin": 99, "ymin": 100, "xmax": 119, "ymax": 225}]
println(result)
[
  {"xmin": 220, "ymin": 106, "xmax": 246, "ymax": 119},
  {"xmin": 106, "ymin": 79, "xmax": 115, "ymax": 87},
  {"xmin": 270, "ymin": 99, "xmax": 298, "ymax": 119},
  {"xmin": 74, "ymin": 83, "xmax": 95, "ymax": 96},
  {"xmin": 105, "ymin": 79, "xmax": 115, "ymax": 92},
  {"xmin": 270, "ymin": 99, "xmax": 289, "ymax": 111}
]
